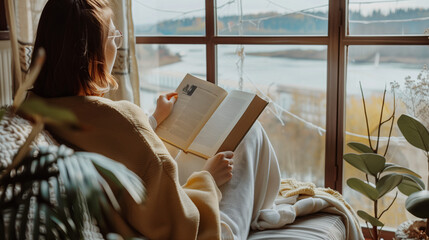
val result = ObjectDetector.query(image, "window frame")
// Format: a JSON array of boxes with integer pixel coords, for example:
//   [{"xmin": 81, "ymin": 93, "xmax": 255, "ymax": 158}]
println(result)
[
  {"xmin": 0, "ymin": 0, "xmax": 10, "ymax": 39},
  {"xmin": 0, "ymin": 0, "xmax": 426, "ymax": 236},
  {"xmin": 135, "ymin": 0, "xmax": 429, "ymax": 192}
]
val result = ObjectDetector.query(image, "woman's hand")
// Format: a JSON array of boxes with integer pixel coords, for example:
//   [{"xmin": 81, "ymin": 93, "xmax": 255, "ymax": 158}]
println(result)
[
  {"xmin": 152, "ymin": 92, "xmax": 178, "ymax": 125},
  {"xmin": 203, "ymin": 151, "xmax": 234, "ymax": 187}
]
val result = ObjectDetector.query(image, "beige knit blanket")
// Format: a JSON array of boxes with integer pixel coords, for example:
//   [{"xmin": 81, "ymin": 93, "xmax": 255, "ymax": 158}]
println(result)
[
  {"xmin": 0, "ymin": 109, "xmax": 56, "ymax": 170},
  {"xmin": 252, "ymin": 178, "xmax": 365, "ymax": 240}
]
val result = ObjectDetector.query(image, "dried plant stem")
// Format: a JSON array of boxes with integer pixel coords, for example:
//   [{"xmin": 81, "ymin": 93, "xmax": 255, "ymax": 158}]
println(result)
[
  {"xmin": 378, "ymin": 191, "xmax": 398, "ymax": 219},
  {"xmin": 375, "ymin": 88, "xmax": 387, "ymax": 152},
  {"xmin": 380, "ymin": 115, "xmax": 394, "ymax": 125},
  {"xmin": 384, "ymin": 93, "xmax": 396, "ymax": 157},
  {"xmin": 360, "ymin": 82, "xmax": 374, "ymax": 151},
  {"xmin": 12, "ymin": 49, "xmax": 45, "ymax": 112}
]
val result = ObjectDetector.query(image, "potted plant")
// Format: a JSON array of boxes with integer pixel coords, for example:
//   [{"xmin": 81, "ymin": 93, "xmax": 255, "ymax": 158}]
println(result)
[
  {"xmin": 395, "ymin": 114, "xmax": 429, "ymax": 239},
  {"xmin": 344, "ymin": 84, "xmax": 424, "ymax": 240},
  {"xmin": 390, "ymin": 64, "xmax": 429, "ymax": 239}
]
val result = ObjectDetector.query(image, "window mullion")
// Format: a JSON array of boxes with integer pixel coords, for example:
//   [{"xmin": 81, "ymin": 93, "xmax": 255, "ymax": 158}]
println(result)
[
  {"xmin": 325, "ymin": 0, "xmax": 344, "ymax": 190},
  {"xmin": 206, "ymin": 0, "xmax": 216, "ymax": 84}
]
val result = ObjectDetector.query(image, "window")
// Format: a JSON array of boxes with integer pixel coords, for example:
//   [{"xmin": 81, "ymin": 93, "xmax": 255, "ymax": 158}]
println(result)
[
  {"xmin": 0, "ymin": 0, "xmax": 9, "ymax": 38},
  {"xmin": 133, "ymin": 0, "xmax": 330, "ymax": 186},
  {"xmin": 133, "ymin": 0, "xmax": 429, "ymax": 230},
  {"xmin": 343, "ymin": 0, "xmax": 429, "ymax": 230}
]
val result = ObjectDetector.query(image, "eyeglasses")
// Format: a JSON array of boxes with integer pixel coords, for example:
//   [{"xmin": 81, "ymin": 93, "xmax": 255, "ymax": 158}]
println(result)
[{"xmin": 108, "ymin": 29, "xmax": 123, "ymax": 49}]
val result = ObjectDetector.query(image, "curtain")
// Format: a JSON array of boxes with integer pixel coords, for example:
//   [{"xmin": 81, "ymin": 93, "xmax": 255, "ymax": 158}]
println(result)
[
  {"xmin": 5, "ymin": 0, "xmax": 140, "ymax": 106},
  {"xmin": 105, "ymin": 0, "xmax": 140, "ymax": 106},
  {"xmin": 5, "ymin": 0, "xmax": 46, "ymax": 95}
]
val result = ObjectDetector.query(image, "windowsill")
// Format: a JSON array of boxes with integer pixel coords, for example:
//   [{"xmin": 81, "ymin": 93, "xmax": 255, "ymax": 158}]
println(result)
[{"xmin": 0, "ymin": 31, "xmax": 9, "ymax": 41}]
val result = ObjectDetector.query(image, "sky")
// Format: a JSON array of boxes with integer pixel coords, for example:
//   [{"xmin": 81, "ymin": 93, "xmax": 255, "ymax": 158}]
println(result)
[{"xmin": 131, "ymin": 0, "xmax": 429, "ymax": 25}]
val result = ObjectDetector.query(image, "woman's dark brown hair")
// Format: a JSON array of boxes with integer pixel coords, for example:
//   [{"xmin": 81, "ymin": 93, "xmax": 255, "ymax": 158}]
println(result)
[{"xmin": 31, "ymin": 0, "xmax": 118, "ymax": 97}]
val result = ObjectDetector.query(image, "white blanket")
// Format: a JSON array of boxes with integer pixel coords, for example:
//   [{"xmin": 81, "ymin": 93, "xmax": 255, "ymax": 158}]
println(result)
[
  {"xmin": 166, "ymin": 122, "xmax": 363, "ymax": 240},
  {"xmin": 252, "ymin": 179, "xmax": 364, "ymax": 240}
]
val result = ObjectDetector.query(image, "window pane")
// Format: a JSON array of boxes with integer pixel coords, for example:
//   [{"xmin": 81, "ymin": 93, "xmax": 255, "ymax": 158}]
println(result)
[
  {"xmin": 132, "ymin": 0, "xmax": 205, "ymax": 36},
  {"xmin": 218, "ymin": 45, "xmax": 327, "ymax": 186},
  {"xmin": 136, "ymin": 44, "xmax": 206, "ymax": 111},
  {"xmin": 344, "ymin": 45, "xmax": 429, "ymax": 228},
  {"xmin": 216, "ymin": 0, "xmax": 328, "ymax": 36},
  {"xmin": 348, "ymin": 0, "xmax": 429, "ymax": 35}
]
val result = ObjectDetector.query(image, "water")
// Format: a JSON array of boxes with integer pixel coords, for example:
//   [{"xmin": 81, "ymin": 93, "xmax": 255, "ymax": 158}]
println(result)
[{"xmin": 139, "ymin": 44, "xmax": 426, "ymax": 110}]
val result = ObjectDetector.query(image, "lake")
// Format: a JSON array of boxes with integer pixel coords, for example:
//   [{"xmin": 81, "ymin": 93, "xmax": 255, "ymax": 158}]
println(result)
[{"xmin": 138, "ymin": 44, "xmax": 426, "ymax": 111}]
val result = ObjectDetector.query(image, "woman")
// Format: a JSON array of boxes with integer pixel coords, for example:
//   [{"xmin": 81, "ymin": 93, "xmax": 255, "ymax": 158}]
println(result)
[{"xmin": 29, "ymin": 0, "xmax": 280, "ymax": 239}]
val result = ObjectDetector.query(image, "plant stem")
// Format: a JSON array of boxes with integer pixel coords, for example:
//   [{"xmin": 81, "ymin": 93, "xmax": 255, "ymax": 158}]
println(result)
[
  {"xmin": 378, "ymin": 191, "xmax": 398, "ymax": 219},
  {"xmin": 372, "ymin": 225, "xmax": 378, "ymax": 240},
  {"xmin": 383, "ymin": 93, "xmax": 395, "ymax": 157},
  {"xmin": 375, "ymin": 87, "xmax": 387, "ymax": 152},
  {"xmin": 373, "ymin": 199, "xmax": 379, "ymax": 240},
  {"xmin": 374, "ymin": 176, "xmax": 379, "ymax": 240},
  {"xmin": 360, "ymin": 82, "xmax": 375, "ymax": 151}
]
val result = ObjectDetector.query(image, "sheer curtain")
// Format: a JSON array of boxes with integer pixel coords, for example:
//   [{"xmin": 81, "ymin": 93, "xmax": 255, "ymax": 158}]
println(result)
[
  {"xmin": 105, "ymin": 0, "xmax": 140, "ymax": 105},
  {"xmin": 5, "ymin": 0, "xmax": 140, "ymax": 106},
  {"xmin": 4, "ymin": 0, "xmax": 45, "ymax": 96}
]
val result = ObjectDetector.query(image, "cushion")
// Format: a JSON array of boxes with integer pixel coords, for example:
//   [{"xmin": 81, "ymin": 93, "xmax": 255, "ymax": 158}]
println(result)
[{"xmin": 248, "ymin": 213, "xmax": 346, "ymax": 240}]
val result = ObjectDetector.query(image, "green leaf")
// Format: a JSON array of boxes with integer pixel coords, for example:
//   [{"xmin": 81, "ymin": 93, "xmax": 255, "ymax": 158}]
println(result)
[
  {"xmin": 19, "ymin": 98, "xmax": 80, "ymax": 128},
  {"xmin": 40, "ymin": 180, "xmax": 50, "ymax": 202},
  {"xmin": 382, "ymin": 164, "xmax": 421, "ymax": 178},
  {"xmin": 360, "ymin": 153, "xmax": 386, "ymax": 176},
  {"xmin": 376, "ymin": 173, "xmax": 403, "ymax": 198},
  {"xmin": 405, "ymin": 190, "xmax": 429, "ymax": 218},
  {"xmin": 19, "ymin": 195, "xmax": 32, "ymax": 239},
  {"xmin": 85, "ymin": 153, "xmax": 146, "ymax": 204},
  {"xmin": 397, "ymin": 114, "xmax": 429, "ymax": 152},
  {"xmin": 403, "ymin": 173, "xmax": 425, "ymax": 189},
  {"xmin": 347, "ymin": 142, "xmax": 373, "ymax": 153},
  {"xmin": 357, "ymin": 210, "xmax": 384, "ymax": 227},
  {"xmin": 344, "ymin": 153, "xmax": 386, "ymax": 176},
  {"xmin": 398, "ymin": 174, "xmax": 425, "ymax": 196},
  {"xmin": 344, "ymin": 153, "xmax": 371, "ymax": 175},
  {"xmin": 50, "ymin": 214, "xmax": 69, "ymax": 238},
  {"xmin": 347, "ymin": 178, "xmax": 379, "ymax": 201},
  {"xmin": 33, "ymin": 199, "xmax": 41, "ymax": 239}
]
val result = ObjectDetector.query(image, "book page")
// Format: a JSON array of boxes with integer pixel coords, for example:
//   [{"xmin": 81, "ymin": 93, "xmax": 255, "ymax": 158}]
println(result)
[
  {"xmin": 156, "ymin": 74, "xmax": 227, "ymax": 150},
  {"xmin": 188, "ymin": 90, "xmax": 254, "ymax": 157}
]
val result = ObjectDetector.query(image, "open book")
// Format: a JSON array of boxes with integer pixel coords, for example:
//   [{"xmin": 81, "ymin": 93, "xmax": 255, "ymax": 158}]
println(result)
[{"xmin": 156, "ymin": 74, "xmax": 268, "ymax": 159}]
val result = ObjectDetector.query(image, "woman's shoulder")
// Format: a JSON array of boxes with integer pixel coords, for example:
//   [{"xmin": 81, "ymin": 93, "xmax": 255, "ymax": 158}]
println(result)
[
  {"xmin": 82, "ymin": 97, "xmax": 153, "ymax": 132},
  {"xmin": 92, "ymin": 97, "xmax": 146, "ymax": 119},
  {"xmin": 36, "ymin": 95, "xmax": 149, "ymax": 130}
]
